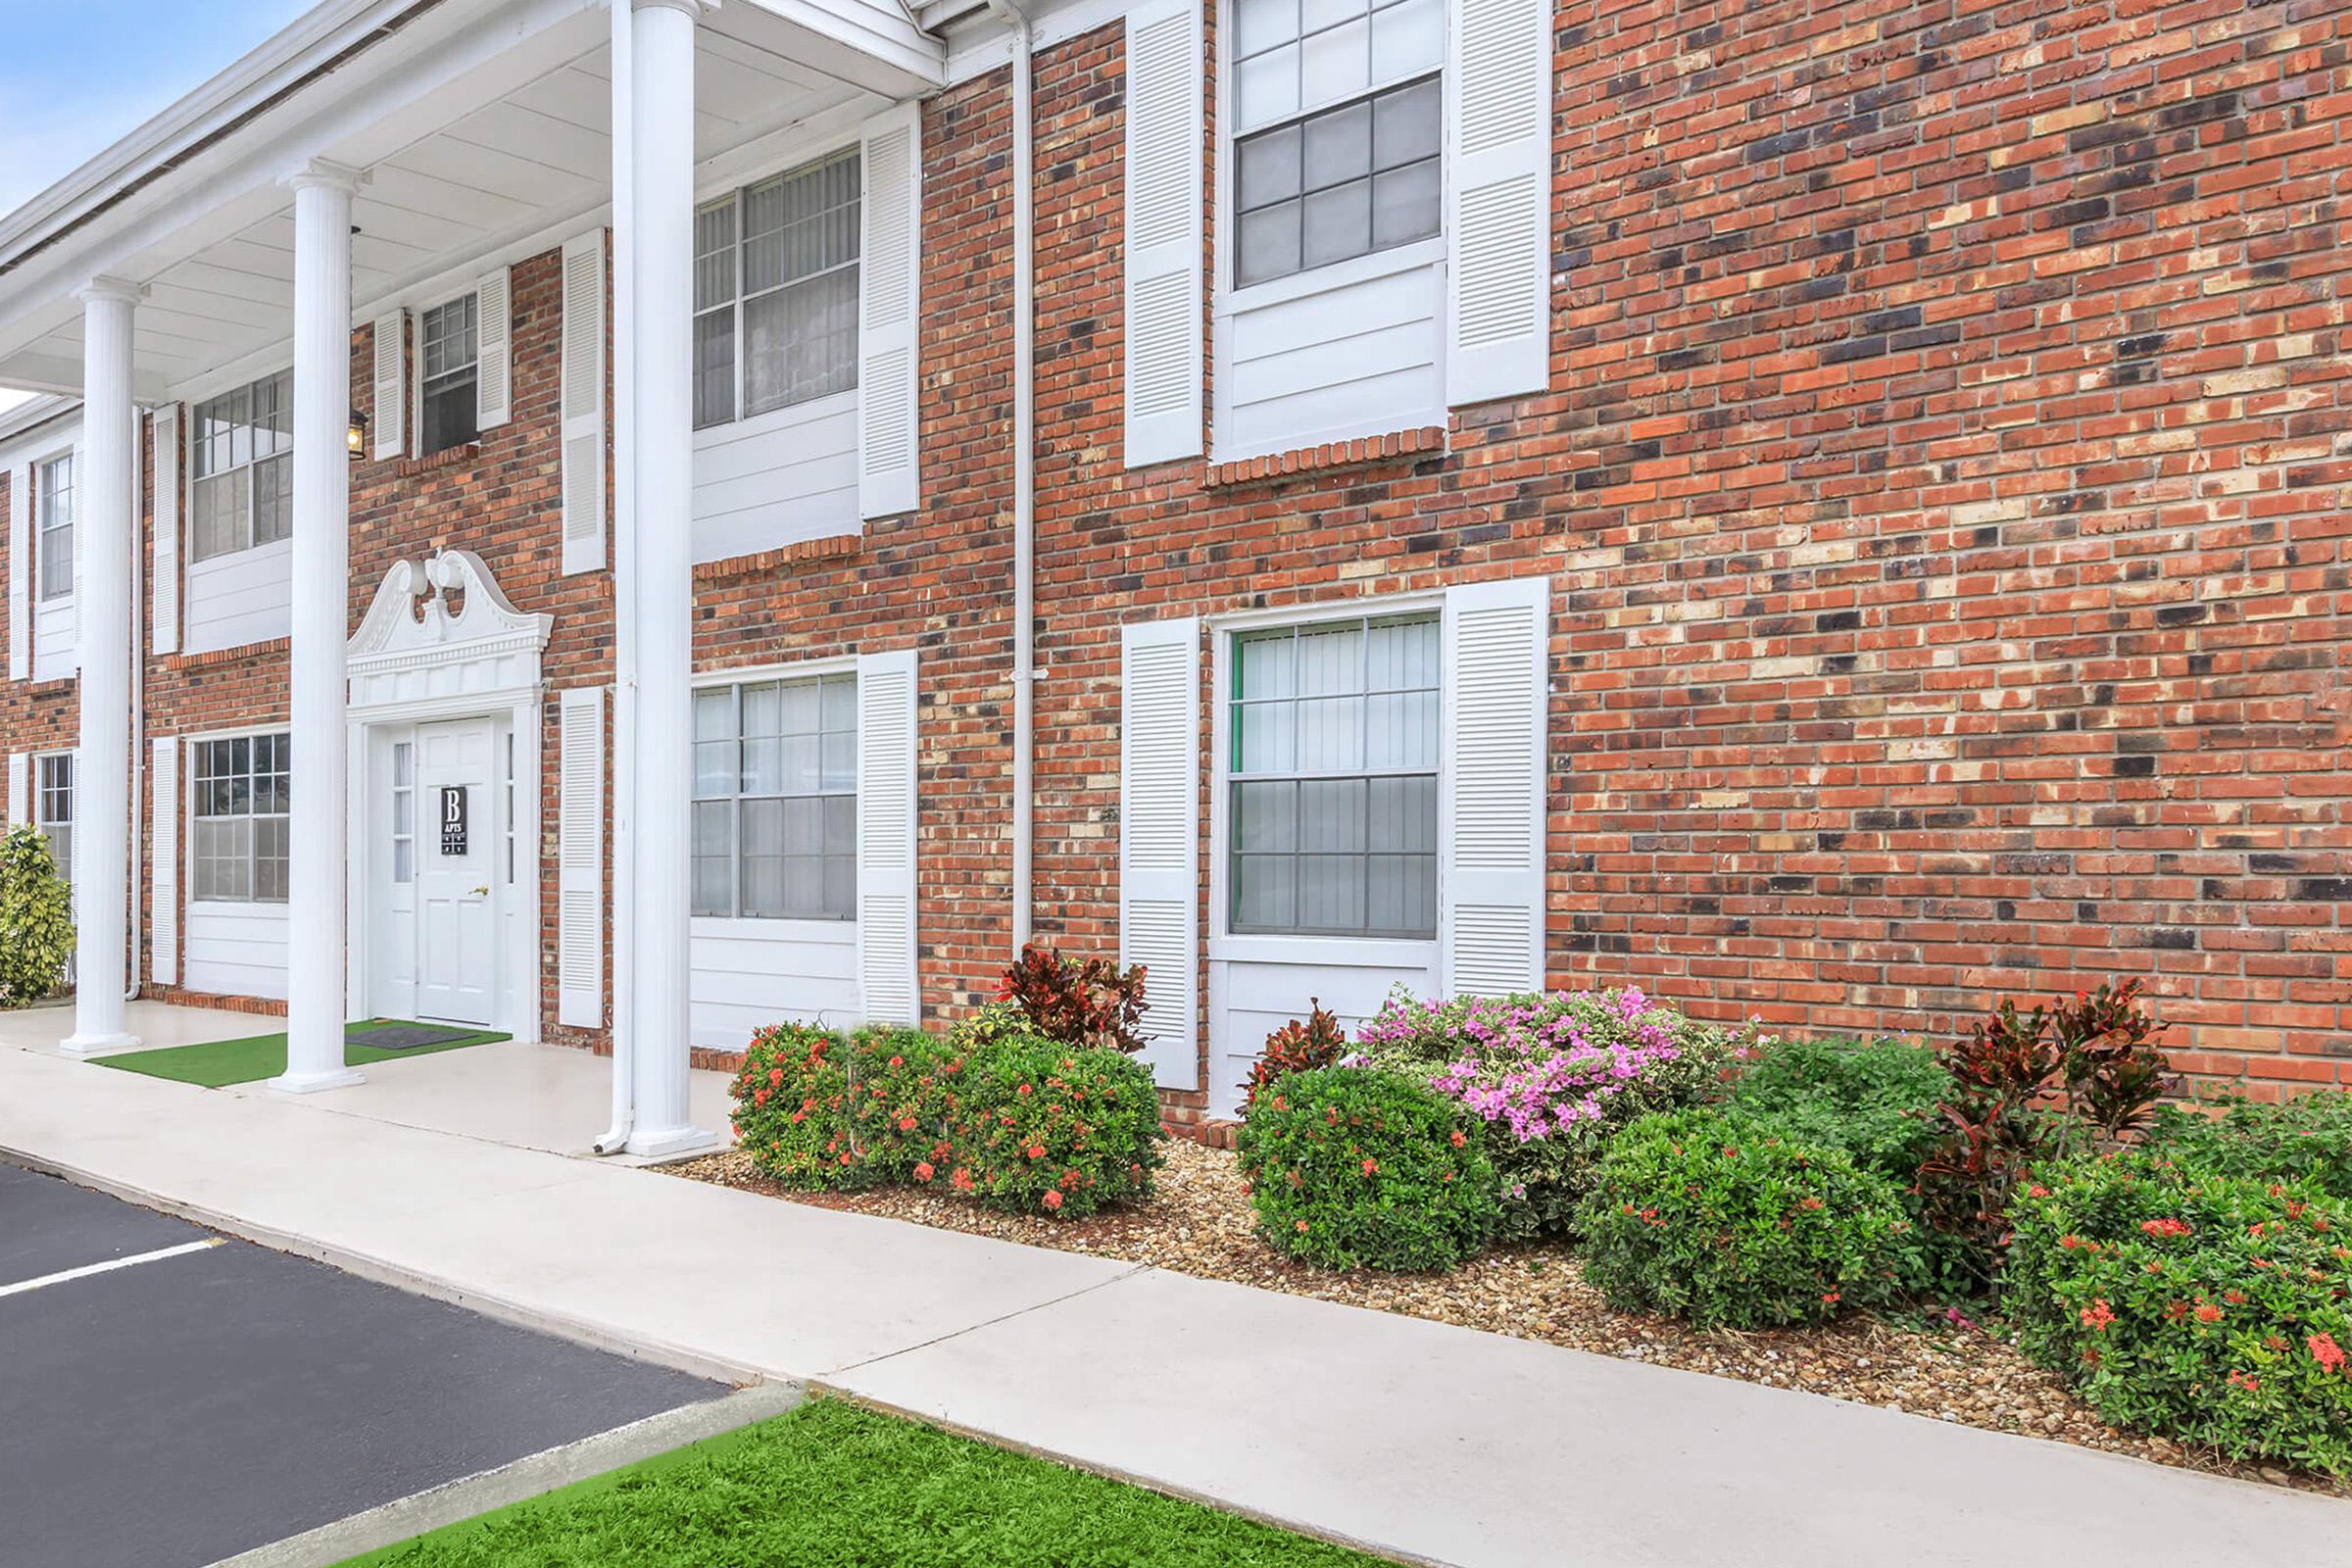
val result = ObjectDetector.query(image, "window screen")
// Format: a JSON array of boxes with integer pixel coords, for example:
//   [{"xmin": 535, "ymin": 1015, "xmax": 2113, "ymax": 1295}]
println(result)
[
  {"xmin": 690, "ymin": 673, "xmax": 858, "ymax": 919},
  {"xmin": 1229, "ymin": 614, "xmax": 1440, "ymax": 938}
]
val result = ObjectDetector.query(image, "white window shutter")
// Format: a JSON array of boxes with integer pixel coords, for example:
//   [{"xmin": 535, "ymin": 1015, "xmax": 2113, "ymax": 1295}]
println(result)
[
  {"xmin": 858, "ymin": 106, "xmax": 921, "ymax": 520},
  {"xmin": 69, "ymin": 440, "xmax": 84, "ymax": 671},
  {"xmin": 1445, "ymin": 0, "xmax": 1553, "ymax": 407},
  {"xmin": 151, "ymin": 406, "xmax": 179, "ymax": 656},
  {"xmin": 557, "ymin": 688, "xmax": 605, "ymax": 1028},
  {"xmin": 856, "ymin": 648, "xmax": 919, "ymax": 1025},
  {"xmin": 1119, "ymin": 616, "xmax": 1200, "ymax": 1090},
  {"xmin": 1441, "ymin": 575, "xmax": 1549, "ymax": 996},
  {"xmin": 559, "ymin": 231, "xmax": 607, "ymax": 575},
  {"xmin": 66, "ymin": 748, "xmax": 80, "ymax": 887},
  {"xmin": 475, "ymin": 266, "xmax": 514, "ymax": 430},
  {"xmin": 371, "ymin": 309, "xmax": 408, "ymax": 459},
  {"xmin": 4, "ymin": 754, "xmax": 24, "ymax": 826},
  {"xmin": 151, "ymin": 737, "xmax": 176, "ymax": 986},
  {"xmin": 1122, "ymin": 0, "xmax": 1202, "ymax": 468},
  {"xmin": 8, "ymin": 464, "xmax": 27, "ymax": 680}
]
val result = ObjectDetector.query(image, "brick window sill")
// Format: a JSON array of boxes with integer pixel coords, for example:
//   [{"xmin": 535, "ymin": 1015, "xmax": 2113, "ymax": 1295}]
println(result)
[
  {"xmin": 1201, "ymin": 426, "xmax": 1448, "ymax": 489},
  {"xmin": 693, "ymin": 533, "xmax": 863, "ymax": 584}
]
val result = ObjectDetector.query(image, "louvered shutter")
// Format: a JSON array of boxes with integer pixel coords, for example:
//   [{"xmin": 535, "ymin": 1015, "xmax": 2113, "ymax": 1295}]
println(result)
[
  {"xmin": 1441, "ymin": 576, "xmax": 1548, "ymax": 996},
  {"xmin": 475, "ymin": 266, "xmax": 514, "ymax": 430},
  {"xmin": 151, "ymin": 738, "xmax": 176, "ymax": 986},
  {"xmin": 1121, "ymin": 0, "xmax": 1202, "ymax": 467},
  {"xmin": 1445, "ymin": 0, "xmax": 1552, "ymax": 406},
  {"xmin": 560, "ymin": 231, "xmax": 607, "ymax": 575},
  {"xmin": 4, "ymin": 754, "xmax": 24, "ymax": 826},
  {"xmin": 8, "ymin": 464, "xmax": 26, "ymax": 680},
  {"xmin": 371, "ymin": 309, "xmax": 407, "ymax": 459},
  {"xmin": 856, "ymin": 648, "xmax": 919, "ymax": 1025},
  {"xmin": 557, "ymin": 688, "xmax": 605, "ymax": 1028},
  {"xmin": 858, "ymin": 107, "xmax": 921, "ymax": 520},
  {"xmin": 69, "ymin": 440, "xmax": 84, "ymax": 671},
  {"xmin": 1119, "ymin": 616, "xmax": 1200, "ymax": 1090},
  {"xmin": 151, "ymin": 406, "xmax": 179, "ymax": 655},
  {"xmin": 66, "ymin": 748, "xmax": 79, "ymax": 888}
]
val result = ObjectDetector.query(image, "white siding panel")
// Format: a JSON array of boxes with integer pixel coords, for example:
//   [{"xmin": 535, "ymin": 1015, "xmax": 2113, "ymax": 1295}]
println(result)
[
  {"xmin": 689, "ymin": 918, "xmax": 860, "ymax": 1053},
  {"xmin": 183, "ymin": 541, "xmax": 292, "ymax": 656},
  {"xmin": 32, "ymin": 596, "xmax": 74, "ymax": 683},
  {"xmin": 1220, "ymin": 256, "xmax": 1444, "ymax": 463},
  {"xmin": 690, "ymin": 391, "xmax": 858, "ymax": 565},
  {"xmin": 184, "ymin": 902, "xmax": 290, "ymax": 1001},
  {"xmin": 1207, "ymin": 946, "xmax": 1438, "ymax": 1119}
]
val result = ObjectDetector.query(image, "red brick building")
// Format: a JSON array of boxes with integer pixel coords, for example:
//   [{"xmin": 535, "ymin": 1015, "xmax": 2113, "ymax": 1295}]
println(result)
[{"xmin": 0, "ymin": 0, "xmax": 2345, "ymax": 1143}]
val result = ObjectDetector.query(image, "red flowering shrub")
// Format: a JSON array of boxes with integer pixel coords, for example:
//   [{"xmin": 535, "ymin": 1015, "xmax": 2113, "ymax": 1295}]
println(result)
[
  {"xmin": 992, "ymin": 943, "xmax": 1150, "ymax": 1055},
  {"xmin": 1237, "ymin": 1065, "xmax": 1498, "ymax": 1271},
  {"xmin": 2009, "ymin": 1149, "xmax": 2352, "ymax": 1475},
  {"xmin": 1240, "ymin": 1000, "xmax": 1348, "ymax": 1110},
  {"xmin": 945, "ymin": 1035, "xmax": 1164, "ymax": 1218},
  {"xmin": 730, "ymin": 1023, "xmax": 965, "ymax": 1189}
]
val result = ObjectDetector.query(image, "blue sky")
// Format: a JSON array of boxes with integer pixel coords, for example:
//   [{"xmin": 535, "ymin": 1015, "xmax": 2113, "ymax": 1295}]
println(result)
[{"xmin": 0, "ymin": 0, "xmax": 315, "ymax": 216}]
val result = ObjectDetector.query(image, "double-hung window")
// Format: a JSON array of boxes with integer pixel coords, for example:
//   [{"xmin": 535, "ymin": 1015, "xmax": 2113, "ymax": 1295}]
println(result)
[
  {"xmin": 190, "ymin": 370, "xmax": 293, "ymax": 561},
  {"xmin": 192, "ymin": 732, "xmax": 291, "ymax": 904},
  {"xmin": 693, "ymin": 149, "xmax": 862, "ymax": 430},
  {"xmin": 1230, "ymin": 0, "xmax": 1443, "ymax": 287},
  {"xmin": 419, "ymin": 295, "xmax": 480, "ymax": 457},
  {"xmin": 1228, "ymin": 613, "xmax": 1440, "ymax": 938},
  {"xmin": 691, "ymin": 673, "xmax": 857, "ymax": 919},
  {"xmin": 33, "ymin": 753, "xmax": 72, "ymax": 875},
  {"xmin": 35, "ymin": 453, "xmax": 73, "ymax": 601}
]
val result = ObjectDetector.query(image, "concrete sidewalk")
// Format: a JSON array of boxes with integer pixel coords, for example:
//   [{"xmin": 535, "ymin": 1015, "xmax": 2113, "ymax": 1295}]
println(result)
[{"xmin": 2, "ymin": 1045, "xmax": 2344, "ymax": 1568}]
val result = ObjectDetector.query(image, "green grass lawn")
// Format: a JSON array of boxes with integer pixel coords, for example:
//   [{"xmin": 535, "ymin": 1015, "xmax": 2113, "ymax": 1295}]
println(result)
[
  {"xmin": 93, "ymin": 1020, "xmax": 507, "ymax": 1088},
  {"xmin": 338, "ymin": 1398, "xmax": 1388, "ymax": 1568}
]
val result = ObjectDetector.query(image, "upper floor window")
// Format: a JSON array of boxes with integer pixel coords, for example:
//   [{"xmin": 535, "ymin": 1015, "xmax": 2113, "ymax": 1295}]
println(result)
[
  {"xmin": 192, "ymin": 732, "xmax": 291, "ymax": 904},
  {"xmin": 191, "ymin": 369, "xmax": 293, "ymax": 562},
  {"xmin": 1231, "ymin": 0, "xmax": 1442, "ymax": 287},
  {"xmin": 419, "ymin": 294, "xmax": 480, "ymax": 457},
  {"xmin": 691, "ymin": 672, "xmax": 858, "ymax": 919},
  {"xmin": 1228, "ymin": 612, "xmax": 1439, "ymax": 938},
  {"xmin": 35, "ymin": 453, "xmax": 73, "ymax": 601},
  {"xmin": 693, "ymin": 149, "xmax": 861, "ymax": 430},
  {"xmin": 34, "ymin": 752, "xmax": 72, "ymax": 874}
]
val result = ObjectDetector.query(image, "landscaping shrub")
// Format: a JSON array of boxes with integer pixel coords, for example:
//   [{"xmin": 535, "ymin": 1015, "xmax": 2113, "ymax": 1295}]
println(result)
[
  {"xmin": 1728, "ymin": 1036, "xmax": 1951, "ymax": 1185},
  {"xmin": 1240, "ymin": 1000, "xmax": 1348, "ymax": 1110},
  {"xmin": 0, "ymin": 824, "xmax": 72, "ymax": 1008},
  {"xmin": 2143, "ymin": 1092, "xmax": 2352, "ymax": 1203},
  {"xmin": 946, "ymin": 1035, "xmax": 1164, "ymax": 1218},
  {"xmin": 992, "ymin": 943, "xmax": 1150, "ymax": 1054},
  {"xmin": 1357, "ymin": 986, "xmax": 1738, "ymax": 1241},
  {"xmin": 1576, "ymin": 1107, "xmax": 1925, "ymax": 1329},
  {"xmin": 1237, "ymin": 1064, "xmax": 1498, "ymax": 1272},
  {"xmin": 1914, "ymin": 980, "xmax": 2178, "ymax": 1290},
  {"xmin": 2008, "ymin": 1150, "xmax": 2352, "ymax": 1475},
  {"xmin": 730, "ymin": 1023, "xmax": 966, "ymax": 1189}
]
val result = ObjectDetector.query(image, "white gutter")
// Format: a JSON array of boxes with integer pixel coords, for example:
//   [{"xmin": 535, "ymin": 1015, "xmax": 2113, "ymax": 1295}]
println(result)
[
  {"xmin": 595, "ymin": 0, "xmax": 637, "ymax": 1155},
  {"xmin": 989, "ymin": 0, "xmax": 1037, "ymax": 952}
]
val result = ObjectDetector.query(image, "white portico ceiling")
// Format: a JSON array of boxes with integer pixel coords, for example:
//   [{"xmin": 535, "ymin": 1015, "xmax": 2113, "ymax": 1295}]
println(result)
[{"xmin": 0, "ymin": 0, "xmax": 941, "ymax": 403}]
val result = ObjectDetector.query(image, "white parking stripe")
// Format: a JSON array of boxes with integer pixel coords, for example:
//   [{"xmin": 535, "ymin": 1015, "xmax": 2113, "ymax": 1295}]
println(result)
[{"xmin": 0, "ymin": 1237, "xmax": 224, "ymax": 1298}]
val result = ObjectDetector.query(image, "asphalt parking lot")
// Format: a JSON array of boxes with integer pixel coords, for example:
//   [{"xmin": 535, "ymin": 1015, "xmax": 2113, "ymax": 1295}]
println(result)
[{"xmin": 0, "ymin": 1159, "xmax": 723, "ymax": 1568}]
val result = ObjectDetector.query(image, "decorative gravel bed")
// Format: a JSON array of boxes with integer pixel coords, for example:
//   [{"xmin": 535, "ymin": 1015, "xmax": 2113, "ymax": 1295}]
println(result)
[{"xmin": 667, "ymin": 1139, "xmax": 2348, "ymax": 1497}]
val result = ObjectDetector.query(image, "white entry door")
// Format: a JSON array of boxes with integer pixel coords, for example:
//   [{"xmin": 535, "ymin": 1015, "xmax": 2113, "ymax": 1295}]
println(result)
[{"xmin": 415, "ymin": 718, "xmax": 498, "ymax": 1025}]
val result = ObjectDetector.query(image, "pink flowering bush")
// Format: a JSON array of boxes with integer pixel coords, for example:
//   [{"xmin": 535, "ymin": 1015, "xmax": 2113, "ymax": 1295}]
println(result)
[{"xmin": 1358, "ymin": 987, "xmax": 1741, "ymax": 1240}]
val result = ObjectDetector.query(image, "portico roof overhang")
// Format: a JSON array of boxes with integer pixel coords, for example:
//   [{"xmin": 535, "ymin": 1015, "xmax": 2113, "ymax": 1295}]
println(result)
[{"xmin": 0, "ymin": 0, "xmax": 946, "ymax": 403}]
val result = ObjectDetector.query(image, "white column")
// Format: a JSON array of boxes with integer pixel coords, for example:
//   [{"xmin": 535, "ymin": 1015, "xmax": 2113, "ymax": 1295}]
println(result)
[
  {"xmin": 60, "ymin": 279, "xmax": 142, "ymax": 1055},
  {"xmin": 270, "ymin": 163, "xmax": 366, "ymax": 1093},
  {"xmin": 621, "ymin": 0, "xmax": 712, "ymax": 1153}
]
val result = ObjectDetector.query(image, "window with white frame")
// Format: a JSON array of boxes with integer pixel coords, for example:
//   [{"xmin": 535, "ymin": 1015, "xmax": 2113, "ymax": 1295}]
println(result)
[
  {"xmin": 419, "ymin": 294, "xmax": 480, "ymax": 457},
  {"xmin": 191, "ymin": 369, "xmax": 293, "ymax": 562},
  {"xmin": 1228, "ymin": 613, "xmax": 1439, "ymax": 938},
  {"xmin": 1230, "ymin": 0, "xmax": 1443, "ymax": 287},
  {"xmin": 34, "ymin": 752, "xmax": 72, "ymax": 875},
  {"xmin": 693, "ymin": 149, "xmax": 862, "ymax": 430},
  {"xmin": 191, "ymin": 732, "xmax": 291, "ymax": 903},
  {"xmin": 35, "ymin": 452, "xmax": 74, "ymax": 601},
  {"xmin": 691, "ymin": 673, "xmax": 858, "ymax": 919}
]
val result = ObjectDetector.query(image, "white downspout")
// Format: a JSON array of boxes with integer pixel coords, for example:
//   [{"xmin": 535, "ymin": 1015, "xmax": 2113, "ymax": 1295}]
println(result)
[
  {"xmin": 595, "ymin": 0, "xmax": 636, "ymax": 1154},
  {"xmin": 991, "ymin": 0, "xmax": 1037, "ymax": 953}
]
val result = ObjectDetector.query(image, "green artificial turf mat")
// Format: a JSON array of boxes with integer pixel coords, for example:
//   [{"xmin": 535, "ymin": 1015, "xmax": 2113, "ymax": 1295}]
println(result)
[
  {"xmin": 337, "ymin": 1398, "xmax": 1389, "ymax": 1568},
  {"xmin": 94, "ymin": 1019, "xmax": 508, "ymax": 1089}
]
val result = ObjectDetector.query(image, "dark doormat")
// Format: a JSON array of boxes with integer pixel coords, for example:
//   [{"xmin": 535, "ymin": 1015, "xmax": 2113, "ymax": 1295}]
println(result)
[{"xmin": 354, "ymin": 1023, "xmax": 481, "ymax": 1052}]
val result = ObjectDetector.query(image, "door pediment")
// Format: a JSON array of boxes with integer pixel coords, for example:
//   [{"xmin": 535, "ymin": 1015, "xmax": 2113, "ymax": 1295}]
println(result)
[{"xmin": 348, "ymin": 548, "xmax": 553, "ymax": 712}]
